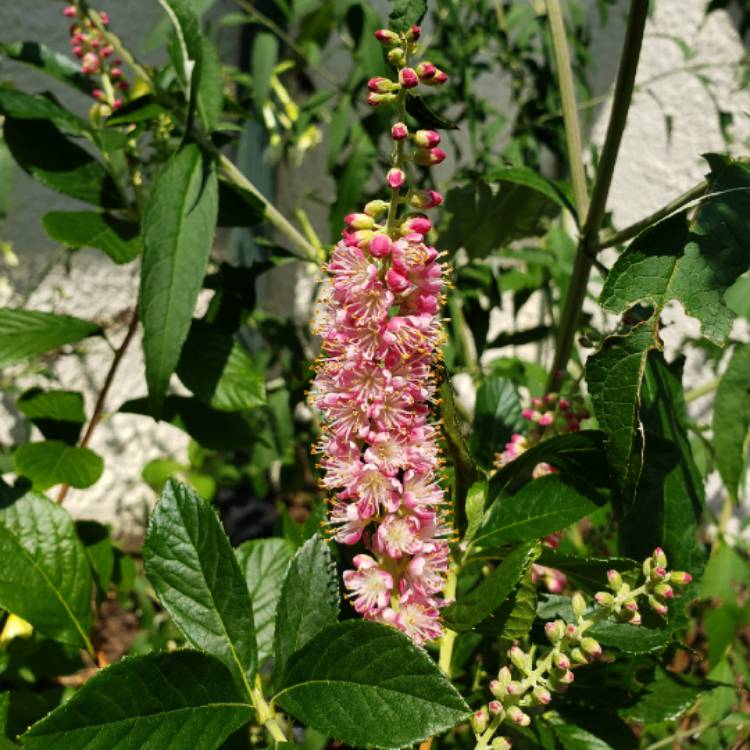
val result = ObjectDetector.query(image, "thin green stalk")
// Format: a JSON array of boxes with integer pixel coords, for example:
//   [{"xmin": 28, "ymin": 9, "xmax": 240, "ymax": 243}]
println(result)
[
  {"xmin": 548, "ymin": 0, "xmax": 649, "ymax": 390},
  {"xmin": 685, "ymin": 375, "xmax": 720, "ymax": 404},
  {"xmin": 438, "ymin": 565, "xmax": 459, "ymax": 676},
  {"xmin": 251, "ymin": 677, "xmax": 288, "ymax": 743}
]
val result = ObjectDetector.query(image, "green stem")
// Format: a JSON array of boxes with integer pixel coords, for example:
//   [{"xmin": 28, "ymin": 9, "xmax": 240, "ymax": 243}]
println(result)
[
  {"xmin": 385, "ymin": 94, "xmax": 408, "ymax": 237},
  {"xmin": 548, "ymin": 0, "xmax": 649, "ymax": 390},
  {"xmin": 596, "ymin": 178, "xmax": 708, "ymax": 251},
  {"xmin": 251, "ymin": 677, "xmax": 288, "ymax": 743},
  {"xmin": 438, "ymin": 565, "xmax": 459, "ymax": 676},
  {"xmin": 685, "ymin": 375, "xmax": 720, "ymax": 403}
]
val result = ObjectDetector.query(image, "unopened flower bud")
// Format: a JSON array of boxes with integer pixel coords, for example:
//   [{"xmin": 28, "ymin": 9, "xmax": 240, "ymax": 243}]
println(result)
[
  {"xmin": 670, "ymin": 571, "xmax": 692, "ymax": 585},
  {"xmin": 607, "ymin": 569, "xmax": 623, "ymax": 592},
  {"xmin": 648, "ymin": 596, "xmax": 668, "ymax": 616},
  {"xmin": 399, "ymin": 67, "xmax": 419, "ymax": 88},
  {"xmin": 552, "ymin": 651, "xmax": 570, "ymax": 670},
  {"xmin": 488, "ymin": 700, "xmax": 503, "ymax": 716},
  {"xmin": 489, "ymin": 679, "xmax": 503, "ymax": 698},
  {"xmin": 654, "ymin": 583, "xmax": 674, "ymax": 599},
  {"xmin": 533, "ymin": 686, "xmax": 552, "ymax": 705},
  {"xmin": 366, "ymin": 92, "xmax": 397, "ymax": 107},
  {"xmin": 112, "ymin": 99, "xmax": 122, "ymax": 110},
  {"xmin": 102, "ymin": 45, "xmax": 114, "ymax": 58},
  {"xmin": 497, "ymin": 666, "xmax": 512, "ymax": 689},
  {"xmin": 407, "ymin": 24, "xmax": 421, "ymax": 41},
  {"xmin": 507, "ymin": 706, "xmax": 530, "ymax": 727},
  {"xmin": 491, "ymin": 738, "xmax": 512, "ymax": 750},
  {"xmin": 416, "ymin": 61, "xmax": 437, "ymax": 80},
  {"xmin": 471, "ymin": 707, "xmax": 489, "ymax": 734},
  {"xmin": 413, "ymin": 147, "xmax": 447, "ymax": 166},
  {"xmin": 344, "ymin": 212, "xmax": 375, "ymax": 230},
  {"xmin": 387, "ymin": 47, "xmax": 406, "ymax": 65},
  {"xmin": 374, "ymin": 28, "xmax": 400, "ymax": 46},
  {"xmin": 571, "ymin": 592, "xmax": 587, "ymax": 618},
  {"xmin": 566, "ymin": 623, "xmax": 579, "ymax": 640},
  {"xmin": 506, "ymin": 681, "xmax": 523, "ymax": 697},
  {"xmin": 368, "ymin": 234, "xmax": 392, "ymax": 258},
  {"xmin": 570, "ymin": 647, "xmax": 588, "ymax": 665},
  {"xmin": 581, "ymin": 637, "xmax": 602, "ymax": 658},
  {"xmin": 414, "ymin": 129, "xmax": 441, "ymax": 148},
  {"xmin": 557, "ymin": 669, "xmax": 575, "ymax": 685},
  {"xmin": 422, "ymin": 69, "xmax": 448, "ymax": 86},
  {"xmin": 63, "ymin": 5, "xmax": 77, "ymax": 17},
  {"xmin": 594, "ymin": 591, "xmax": 614, "ymax": 607},
  {"xmin": 364, "ymin": 199, "xmax": 389, "ymax": 218},
  {"xmin": 401, "ymin": 216, "xmax": 431, "ymax": 236},
  {"xmin": 642, "ymin": 556, "xmax": 652, "ymax": 577},
  {"xmin": 630, "ymin": 611, "xmax": 642, "ymax": 625},
  {"xmin": 409, "ymin": 189, "xmax": 443, "ymax": 209},
  {"xmin": 508, "ymin": 645, "xmax": 530, "ymax": 672},
  {"xmin": 391, "ymin": 122, "xmax": 408, "ymax": 140},
  {"xmin": 368, "ymin": 76, "xmax": 396, "ymax": 93},
  {"xmin": 387, "ymin": 168, "xmax": 406, "ymax": 189},
  {"xmin": 386, "ymin": 268, "xmax": 410, "ymax": 293},
  {"xmin": 623, "ymin": 598, "xmax": 639, "ymax": 612},
  {"xmin": 653, "ymin": 547, "xmax": 667, "ymax": 567},
  {"xmin": 72, "ymin": 45, "xmax": 84, "ymax": 58},
  {"xmin": 99, "ymin": 11, "xmax": 110, "ymax": 24},
  {"xmin": 545, "ymin": 619, "xmax": 565, "ymax": 644},
  {"xmin": 92, "ymin": 88, "xmax": 104, "ymax": 100}
]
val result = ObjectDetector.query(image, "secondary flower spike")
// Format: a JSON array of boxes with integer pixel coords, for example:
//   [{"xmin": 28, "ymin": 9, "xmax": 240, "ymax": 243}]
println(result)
[{"xmin": 310, "ymin": 23, "xmax": 450, "ymax": 645}]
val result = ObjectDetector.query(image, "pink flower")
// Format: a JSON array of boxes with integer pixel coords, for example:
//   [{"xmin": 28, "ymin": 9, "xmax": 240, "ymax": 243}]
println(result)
[
  {"xmin": 343, "ymin": 555, "xmax": 394, "ymax": 614},
  {"xmin": 387, "ymin": 168, "xmax": 406, "ymax": 189},
  {"xmin": 399, "ymin": 67, "xmax": 419, "ymax": 88},
  {"xmin": 391, "ymin": 122, "xmax": 409, "ymax": 140}
]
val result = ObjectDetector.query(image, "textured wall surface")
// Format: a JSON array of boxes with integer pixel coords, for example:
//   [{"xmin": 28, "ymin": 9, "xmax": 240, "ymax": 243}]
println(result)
[{"xmin": 1, "ymin": 0, "xmax": 748, "ymax": 542}]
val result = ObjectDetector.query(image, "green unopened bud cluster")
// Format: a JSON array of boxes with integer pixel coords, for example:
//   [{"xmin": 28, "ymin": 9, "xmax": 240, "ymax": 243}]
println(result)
[{"xmin": 470, "ymin": 549, "xmax": 692, "ymax": 750}]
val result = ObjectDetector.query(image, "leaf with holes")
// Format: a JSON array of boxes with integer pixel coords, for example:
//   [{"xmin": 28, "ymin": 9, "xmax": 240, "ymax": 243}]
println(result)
[
  {"xmin": 143, "ymin": 480, "xmax": 257, "ymax": 695},
  {"xmin": 274, "ymin": 621, "xmax": 470, "ymax": 749}
]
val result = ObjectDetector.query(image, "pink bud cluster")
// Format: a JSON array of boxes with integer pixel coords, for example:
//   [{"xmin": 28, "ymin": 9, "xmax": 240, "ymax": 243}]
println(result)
[
  {"xmin": 310, "ymin": 24, "xmax": 452, "ymax": 645},
  {"xmin": 63, "ymin": 5, "xmax": 129, "ymax": 110}
]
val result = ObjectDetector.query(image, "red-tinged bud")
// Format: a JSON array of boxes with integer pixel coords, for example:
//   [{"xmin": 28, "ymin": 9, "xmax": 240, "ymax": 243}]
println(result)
[
  {"xmin": 90, "ymin": 38, "xmax": 101, "ymax": 49},
  {"xmin": 409, "ymin": 189, "xmax": 443, "ymax": 209},
  {"xmin": 112, "ymin": 99, "xmax": 122, "ymax": 110},
  {"xmin": 369, "ymin": 234, "xmax": 392, "ymax": 258},
  {"xmin": 492, "ymin": 739, "xmax": 512, "ymax": 750},
  {"xmin": 594, "ymin": 591, "xmax": 614, "ymax": 607},
  {"xmin": 416, "ymin": 61, "xmax": 437, "ymax": 80},
  {"xmin": 567, "ymin": 418, "xmax": 580, "ymax": 432},
  {"xmin": 407, "ymin": 24, "xmax": 421, "ymax": 41},
  {"xmin": 533, "ymin": 686, "xmax": 552, "ymax": 705},
  {"xmin": 654, "ymin": 583, "xmax": 674, "ymax": 599},
  {"xmin": 374, "ymin": 28, "xmax": 400, "ymax": 45},
  {"xmin": 489, "ymin": 679, "xmax": 502, "ymax": 697},
  {"xmin": 81, "ymin": 53, "xmax": 100, "ymax": 74},
  {"xmin": 387, "ymin": 47, "xmax": 406, "ymax": 65},
  {"xmin": 63, "ymin": 5, "xmax": 77, "ymax": 17},
  {"xmin": 344, "ymin": 213, "xmax": 375, "ymax": 230},
  {"xmin": 671, "ymin": 571, "xmax": 692, "ymax": 585},
  {"xmin": 506, "ymin": 681, "xmax": 523, "ymax": 696},
  {"xmin": 557, "ymin": 669, "xmax": 575, "ymax": 685},
  {"xmin": 364, "ymin": 199, "xmax": 389, "ymax": 217},
  {"xmin": 422, "ymin": 69, "xmax": 448, "ymax": 86},
  {"xmin": 651, "ymin": 566, "xmax": 667, "ymax": 581},
  {"xmin": 72, "ymin": 46, "xmax": 84, "ymax": 58},
  {"xmin": 566, "ymin": 623, "xmax": 579, "ymax": 639},
  {"xmin": 368, "ymin": 76, "xmax": 396, "ymax": 93},
  {"xmin": 649, "ymin": 596, "xmax": 669, "ymax": 616},
  {"xmin": 507, "ymin": 706, "xmax": 530, "ymax": 727},
  {"xmin": 70, "ymin": 32, "xmax": 83, "ymax": 44},
  {"xmin": 102, "ymin": 45, "xmax": 114, "ymax": 58},
  {"xmin": 413, "ymin": 147, "xmax": 447, "ymax": 166},
  {"xmin": 111, "ymin": 67, "xmax": 123, "ymax": 79},
  {"xmin": 401, "ymin": 216, "xmax": 431, "ymax": 235},
  {"xmin": 522, "ymin": 408, "xmax": 535, "ymax": 420},
  {"xmin": 414, "ymin": 129, "xmax": 441, "ymax": 148},
  {"xmin": 607, "ymin": 569, "xmax": 623, "ymax": 591},
  {"xmin": 539, "ymin": 412, "xmax": 554, "ymax": 426},
  {"xmin": 399, "ymin": 67, "xmax": 419, "ymax": 88},
  {"xmin": 553, "ymin": 651, "xmax": 570, "ymax": 670},
  {"xmin": 653, "ymin": 547, "xmax": 667, "ymax": 567},
  {"xmin": 386, "ymin": 268, "xmax": 410, "ymax": 293},
  {"xmin": 116, "ymin": 80, "xmax": 129, "ymax": 90},
  {"xmin": 488, "ymin": 700, "xmax": 503, "ymax": 716},
  {"xmin": 624, "ymin": 598, "xmax": 639, "ymax": 612},
  {"xmin": 581, "ymin": 637, "xmax": 602, "ymax": 658},
  {"xmin": 387, "ymin": 168, "xmax": 406, "ymax": 189},
  {"xmin": 545, "ymin": 620, "xmax": 565, "ymax": 643},
  {"xmin": 100, "ymin": 11, "xmax": 110, "ymax": 24},
  {"xmin": 367, "ymin": 92, "xmax": 397, "ymax": 107},
  {"xmin": 92, "ymin": 88, "xmax": 104, "ymax": 100},
  {"xmin": 391, "ymin": 122, "xmax": 409, "ymax": 140},
  {"xmin": 630, "ymin": 611, "xmax": 642, "ymax": 625},
  {"xmin": 470, "ymin": 707, "xmax": 489, "ymax": 734}
]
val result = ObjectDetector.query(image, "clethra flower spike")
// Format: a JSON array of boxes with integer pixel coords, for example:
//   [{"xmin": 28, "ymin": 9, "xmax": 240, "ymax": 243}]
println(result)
[{"xmin": 310, "ymin": 23, "xmax": 451, "ymax": 645}]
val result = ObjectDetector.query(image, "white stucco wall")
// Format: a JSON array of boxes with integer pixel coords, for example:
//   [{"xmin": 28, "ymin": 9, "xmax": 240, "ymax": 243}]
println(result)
[{"xmin": 1, "ymin": 0, "xmax": 748, "ymax": 542}]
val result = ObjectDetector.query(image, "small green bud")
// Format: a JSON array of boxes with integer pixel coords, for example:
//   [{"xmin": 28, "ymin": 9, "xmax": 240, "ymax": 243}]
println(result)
[
  {"xmin": 507, "ymin": 706, "xmax": 531, "ymax": 727},
  {"xmin": 552, "ymin": 650, "xmax": 570, "ymax": 670},
  {"xmin": 544, "ymin": 619, "xmax": 565, "ymax": 644},
  {"xmin": 386, "ymin": 46, "xmax": 405, "ymax": 65},
  {"xmin": 571, "ymin": 592, "xmax": 587, "ymax": 618},
  {"xmin": 532, "ymin": 686, "xmax": 552, "ymax": 705},
  {"xmin": 570, "ymin": 647, "xmax": 588, "ymax": 665},
  {"xmin": 654, "ymin": 583, "xmax": 674, "ymax": 600},
  {"xmin": 607, "ymin": 569, "xmax": 623, "ymax": 592},
  {"xmin": 364, "ymin": 199, "xmax": 389, "ymax": 218},
  {"xmin": 491, "ymin": 738, "xmax": 512, "ymax": 750},
  {"xmin": 581, "ymin": 637, "xmax": 602, "ymax": 658},
  {"xmin": 653, "ymin": 547, "xmax": 667, "ymax": 568},
  {"xmin": 497, "ymin": 666, "xmax": 512, "ymax": 688},
  {"xmin": 471, "ymin": 707, "xmax": 489, "ymax": 734},
  {"xmin": 642, "ymin": 556, "xmax": 652, "ymax": 577},
  {"xmin": 508, "ymin": 645, "xmax": 530, "ymax": 673},
  {"xmin": 670, "ymin": 570, "xmax": 693, "ymax": 585},
  {"xmin": 648, "ymin": 595, "xmax": 669, "ymax": 616},
  {"xmin": 594, "ymin": 591, "xmax": 614, "ymax": 607}
]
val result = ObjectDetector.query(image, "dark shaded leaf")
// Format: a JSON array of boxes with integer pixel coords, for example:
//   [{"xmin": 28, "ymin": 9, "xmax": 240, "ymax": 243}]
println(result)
[
  {"xmin": 388, "ymin": 0, "xmax": 427, "ymax": 29},
  {"xmin": 0, "ymin": 42, "xmax": 93, "ymax": 94},
  {"xmin": 16, "ymin": 389, "xmax": 85, "ymax": 445},
  {"xmin": 405, "ymin": 92, "xmax": 457, "ymax": 130},
  {"xmin": 0, "ymin": 88, "xmax": 88, "ymax": 135},
  {"xmin": 106, "ymin": 95, "xmax": 167, "ymax": 126},
  {"xmin": 217, "ymin": 181, "xmax": 265, "ymax": 227},
  {"xmin": 470, "ymin": 376, "xmax": 524, "ymax": 469}
]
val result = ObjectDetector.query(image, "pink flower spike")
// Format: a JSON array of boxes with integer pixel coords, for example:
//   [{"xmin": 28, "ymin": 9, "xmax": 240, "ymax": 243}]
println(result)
[
  {"xmin": 343, "ymin": 555, "xmax": 394, "ymax": 615},
  {"xmin": 387, "ymin": 168, "xmax": 406, "ymax": 189},
  {"xmin": 391, "ymin": 122, "xmax": 409, "ymax": 140},
  {"xmin": 63, "ymin": 5, "xmax": 77, "ymax": 17},
  {"xmin": 399, "ymin": 67, "xmax": 419, "ymax": 88}
]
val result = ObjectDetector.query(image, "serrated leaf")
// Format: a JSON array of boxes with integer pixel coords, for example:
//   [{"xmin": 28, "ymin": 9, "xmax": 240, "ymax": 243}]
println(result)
[
  {"xmin": 0, "ymin": 308, "xmax": 100, "ymax": 370},
  {"xmin": 536, "ymin": 550, "xmax": 639, "ymax": 593},
  {"xmin": 251, "ymin": 33, "xmax": 278, "ymax": 111},
  {"xmin": 235, "ymin": 538, "xmax": 292, "ymax": 665},
  {"xmin": 600, "ymin": 159, "xmax": 750, "ymax": 346},
  {"xmin": 176, "ymin": 320, "xmax": 266, "ymax": 412},
  {"xmin": 139, "ymin": 144, "xmax": 218, "ymax": 413},
  {"xmin": 273, "ymin": 535, "xmax": 339, "ymax": 682},
  {"xmin": 712, "ymin": 344, "xmax": 750, "ymax": 497},
  {"xmin": 485, "ymin": 166, "xmax": 575, "ymax": 217},
  {"xmin": 619, "ymin": 668, "xmax": 706, "ymax": 724},
  {"xmin": 443, "ymin": 542, "xmax": 538, "ymax": 632},
  {"xmin": 0, "ymin": 88, "xmax": 88, "ymax": 135},
  {"xmin": 274, "ymin": 621, "xmax": 470, "ymax": 749},
  {"xmin": 477, "ymin": 474, "xmax": 603, "ymax": 547},
  {"xmin": 475, "ymin": 568, "xmax": 538, "ymax": 641},
  {"xmin": 2, "ymin": 118, "xmax": 122, "ymax": 207},
  {"xmin": 21, "ymin": 651, "xmax": 252, "ymax": 750},
  {"xmin": 143, "ymin": 480, "xmax": 257, "ymax": 696},
  {"xmin": 551, "ymin": 723, "xmax": 616, "ymax": 750},
  {"xmin": 42, "ymin": 211, "xmax": 141, "ymax": 264},
  {"xmin": 470, "ymin": 376, "xmax": 524, "ymax": 469},
  {"xmin": 16, "ymin": 389, "xmax": 85, "ymax": 445},
  {"xmin": 587, "ymin": 620, "xmax": 672, "ymax": 655},
  {"xmin": 75, "ymin": 520, "xmax": 115, "ymax": 593},
  {"xmin": 585, "ymin": 320, "xmax": 659, "ymax": 510},
  {"xmin": 0, "ymin": 42, "xmax": 93, "ymax": 94},
  {"xmin": 14, "ymin": 441, "xmax": 103, "ymax": 490},
  {"xmin": 388, "ymin": 0, "xmax": 427, "ymax": 29},
  {"xmin": 0, "ymin": 486, "xmax": 92, "ymax": 648}
]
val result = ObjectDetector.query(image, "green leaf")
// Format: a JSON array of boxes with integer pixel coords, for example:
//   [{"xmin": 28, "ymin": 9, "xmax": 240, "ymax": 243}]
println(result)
[
  {"xmin": 0, "ymin": 486, "xmax": 92, "ymax": 648},
  {"xmin": 143, "ymin": 480, "xmax": 257, "ymax": 696},
  {"xmin": 388, "ymin": 0, "xmax": 427, "ymax": 29},
  {"xmin": 475, "ymin": 568, "xmax": 537, "ymax": 641},
  {"xmin": 619, "ymin": 668, "xmax": 706, "ymax": 724},
  {"xmin": 160, "ymin": 0, "xmax": 203, "ymax": 94},
  {"xmin": 587, "ymin": 620, "xmax": 672, "ymax": 655},
  {"xmin": 21, "ymin": 651, "xmax": 252, "ymax": 750},
  {"xmin": 463, "ymin": 480, "xmax": 487, "ymax": 545},
  {"xmin": 551, "ymin": 723, "xmax": 616, "ymax": 750},
  {"xmin": 235, "ymin": 538, "xmax": 292, "ymax": 665},
  {"xmin": 106, "ymin": 95, "xmax": 167, "ymax": 126},
  {"xmin": 251, "ymin": 33, "xmax": 278, "ymax": 111},
  {"xmin": 536, "ymin": 551, "xmax": 639, "ymax": 593},
  {"xmin": 470, "ymin": 376, "xmax": 523, "ymax": 469},
  {"xmin": 712, "ymin": 343, "xmax": 750, "ymax": 497},
  {"xmin": 585, "ymin": 320, "xmax": 659, "ymax": 509},
  {"xmin": 477, "ymin": 474, "xmax": 603, "ymax": 547},
  {"xmin": 217, "ymin": 181, "xmax": 265, "ymax": 227},
  {"xmin": 485, "ymin": 166, "xmax": 575, "ymax": 217},
  {"xmin": 2, "ymin": 118, "xmax": 122, "ymax": 207},
  {"xmin": 139, "ymin": 144, "xmax": 218, "ymax": 412},
  {"xmin": 0, "ymin": 308, "xmax": 100, "ymax": 370},
  {"xmin": 600, "ymin": 159, "xmax": 750, "ymax": 346},
  {"xmin": 273, "ymin": 535, "xmax": 339, "ymax": 681},
  {"xmin": 16, "ymin": 389, "xmax": 86, "ymax": 445},
  {"xmin": 619, "ymin": 353, "xmax": 707, "ymax": 579},
  {"xmin": 75, "ymin": 520, "xmax": 115, "ymax": 593},
  {"xmin": 197, "ymin": 37, "xmax": 223, "ymax": 132},
  {"xmin": 700, "ymin": 539, "xmax": 750, "ymax": 603},
  {"xmin": 0, "ymin": 42, "xmax": 93, "ymax": 95},
  {"xmin": 14, "ymin": 441, "xmax": 103, "ymax": 490},
  {"xmin": 0, "ymin": 88, "xmax": 88, "ymax": 135},
  {"xmin": 121, "ymin": 396, "xmax": 253, "ymax": 450},
  {"xmin": 42, "ymin": 211, "xmax": 141, "ymax": 264},
  {"xmin": 176, "ymin": 320, "xmax": 266, "ymax": 412},
  {"xmin": 443, "ymin": 542, "xmax": 538, "ymax": 631},
  {"xmin": 405, "ymin": 93, "xmax": 457, "ymax": 131},
  {"xmin": 441, "ymin": 177, "xmax": 561, "ymax": 258},
  {"xmin": 274, "ymin": 621, "xmax": 470, "ymax": 749}
]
